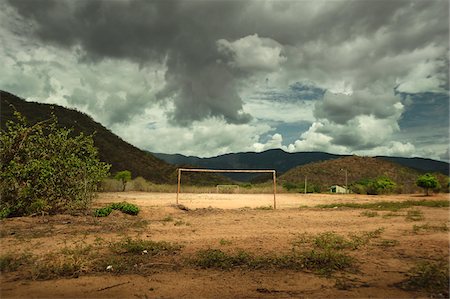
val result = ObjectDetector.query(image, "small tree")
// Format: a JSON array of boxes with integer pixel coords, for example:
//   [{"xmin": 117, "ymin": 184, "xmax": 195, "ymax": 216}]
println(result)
[
  {"xmin": 416, "ymin": 173, "xmax": 440, "ymax": 196},
  {"xmin": 115, "ymin": 170, "xmax": 132, "ymax": 191},
  {"xmin": 0, "ymin": 112, "xmax": 110, "ymax": 218}
]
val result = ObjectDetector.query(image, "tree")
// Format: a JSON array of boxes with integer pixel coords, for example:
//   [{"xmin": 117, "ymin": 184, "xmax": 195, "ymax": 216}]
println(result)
[
  {"xmin": 0, "ymin": 112, "xmax": 110, "ymax": 218},
  {"xmin": 416, "ymin": 173, "xmax": 440, "ymax": 196},
  {"xmin": 114, "ymin": 170, "xmax": 132, "ymax": 191}
]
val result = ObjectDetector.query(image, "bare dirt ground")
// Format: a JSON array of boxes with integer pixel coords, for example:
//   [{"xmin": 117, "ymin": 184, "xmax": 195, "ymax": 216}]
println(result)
[{"xmin": 1, "ymin": 192, "xmax": 449, "ymax": 298}]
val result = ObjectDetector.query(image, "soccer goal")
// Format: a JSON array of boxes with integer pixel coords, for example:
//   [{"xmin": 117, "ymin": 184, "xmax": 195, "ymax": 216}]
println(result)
[{"xmin": 176, "ymin": 168, "xmax": 277, "ymax": 209}]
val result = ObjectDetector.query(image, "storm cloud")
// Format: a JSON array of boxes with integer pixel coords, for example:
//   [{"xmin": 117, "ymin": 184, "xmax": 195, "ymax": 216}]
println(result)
[{"xmin": 1, "ymin": 0, "xmax": 448, "ymax": 159}]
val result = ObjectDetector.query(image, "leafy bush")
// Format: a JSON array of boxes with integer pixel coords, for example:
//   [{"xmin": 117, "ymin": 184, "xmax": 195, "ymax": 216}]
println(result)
[
  {"xmin": 0, "ymin": 112, "xmax": 110, "ymax": 218},
  {"xmin": 110, "ymin": 202, "xmax": 140, "ymax": 215},
  {"xmin": 93, "ymin": 206, "xmax": 113, "ymax": 217},
  {"xmin": 416, "ymin": 173, "xmax": 440, "ymax": 196},
  {"xmin": 94, "ymin": 201, "xmax": 139, "ymax": 217},
  {"xmin": 351, "ymin": 177, "xmax": 397, "ymax": 195}
]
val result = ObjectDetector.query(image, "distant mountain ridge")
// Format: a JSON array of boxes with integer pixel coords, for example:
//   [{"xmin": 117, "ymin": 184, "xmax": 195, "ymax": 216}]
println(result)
[{"xmin": 153, "ymin": 149, "xmax": 449, "ymax": 182}]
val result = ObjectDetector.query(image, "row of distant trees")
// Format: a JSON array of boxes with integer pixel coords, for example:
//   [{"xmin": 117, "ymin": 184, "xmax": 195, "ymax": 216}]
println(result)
[{"xmin": 0, "ymin": 112, "xmax": 446, "ymax": 219}]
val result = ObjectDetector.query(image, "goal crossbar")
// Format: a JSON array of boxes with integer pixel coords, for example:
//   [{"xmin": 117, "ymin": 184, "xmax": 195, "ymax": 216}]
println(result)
[{"xmin": 176, "ymin": 168, "xmax": 277, "ymax": 209}]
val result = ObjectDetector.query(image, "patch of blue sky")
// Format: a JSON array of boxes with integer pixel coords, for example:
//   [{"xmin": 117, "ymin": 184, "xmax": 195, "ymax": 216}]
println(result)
[{"xmin": 249, "ymin": 81, "xmax": 325, "ymax": 103}]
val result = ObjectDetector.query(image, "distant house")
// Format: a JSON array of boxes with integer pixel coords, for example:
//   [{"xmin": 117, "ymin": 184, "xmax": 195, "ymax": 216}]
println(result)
[{"xmin": 330, "ymin": 185, "xmax": 348, "ymax": 194}]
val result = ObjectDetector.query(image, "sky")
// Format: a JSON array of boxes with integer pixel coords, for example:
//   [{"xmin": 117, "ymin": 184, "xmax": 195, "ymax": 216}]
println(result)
[{"xmin": 0, "ymin": 0, "xmax": 449, "ymax": 161}]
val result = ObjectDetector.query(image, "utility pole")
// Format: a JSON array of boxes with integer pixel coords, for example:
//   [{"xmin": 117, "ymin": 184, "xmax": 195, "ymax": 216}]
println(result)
[
  {"xmin": 304, "ymin": 176, "xmax": 307, "ymax": 194},
  {"xmin": 340, "ymin": 168, "xmax": 348, "ymax": 194}
]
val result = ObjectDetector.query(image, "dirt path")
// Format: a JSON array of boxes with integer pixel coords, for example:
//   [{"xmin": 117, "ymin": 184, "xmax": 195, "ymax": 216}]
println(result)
[{"xmin": 1, "ymin": 192, "xmax": 448, "ymax": 298}]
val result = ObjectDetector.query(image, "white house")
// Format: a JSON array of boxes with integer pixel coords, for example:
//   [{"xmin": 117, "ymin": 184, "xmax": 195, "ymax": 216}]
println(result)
[{"xmin": 330, "ymin": 185, "xmax": 348, "ymax": 194}]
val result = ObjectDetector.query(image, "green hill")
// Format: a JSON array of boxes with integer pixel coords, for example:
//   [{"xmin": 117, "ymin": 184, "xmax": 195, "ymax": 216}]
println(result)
[
  {"xmin": 0, "ymin": 90, "xmax": 230, "ymax": 185},
  {"xmin": 279, "ymin": 156, "xmax": 447, "ymax": 193}
]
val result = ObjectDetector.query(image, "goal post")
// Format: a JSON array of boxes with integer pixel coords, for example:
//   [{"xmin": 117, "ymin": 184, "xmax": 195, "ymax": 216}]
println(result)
[{"xmin": 176, "ymin": 168, "xmax": 277, "ymax": 209}]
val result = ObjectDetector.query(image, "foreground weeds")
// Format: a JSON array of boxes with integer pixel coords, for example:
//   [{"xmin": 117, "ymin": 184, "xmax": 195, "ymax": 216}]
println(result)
[
  {"xmin": 317, "ymin": 199, "xmax": 449, "ymax": 211},
  {"xmin": 191, "ymin": 230, "xmax": 383, "ymax": 276},
  {"xmin": 398, "ymin": 260, "xmax": 449, "ymax": 297}
]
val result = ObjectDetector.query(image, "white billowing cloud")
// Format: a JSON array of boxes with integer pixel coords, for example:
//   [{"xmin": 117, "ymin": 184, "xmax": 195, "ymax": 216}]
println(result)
[
  {"xmin": 253, "ymin": 133, "xmax": 283, "ymax": 152},
  {"xmin": 217, "ymin": 34, "xmax": 287, "ymax": 72},
  {"xmin": 283, "ymin": 122, "xmax": 348, "ymax": 154},
  {"xmin": 243, "ymin": 98, "xmax": 315, "ymax": 123},
  {"xmin": 396, "ymin": 58, "xmax": 448, "ymax": 94},
  {"xmin": 355, "ymin": 141, "xmax": 416, "ymax": 158},
  {"xmin": 315, "ymin": 88, "xmax": 403, "ymax": 125},
  {"xmin": 110, "ymin": 110, "xmax": 273, "ymax": 157}
]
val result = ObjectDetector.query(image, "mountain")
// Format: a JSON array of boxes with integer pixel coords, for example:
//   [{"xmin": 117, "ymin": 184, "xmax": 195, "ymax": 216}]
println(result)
[
  {"xmin": 0, "ymin": 90, "xmax": 231, "ymax": 185},
  {"xmin": 153, "ymin": 149, "xmax": 449, "ymax": 181},
  {"xmin": 279, "ymin": 156, "xmax": 448, "ymax": 193},
  {"xmin": 152, "ymin": 150, "xmax": 343, "ymax": 181}
]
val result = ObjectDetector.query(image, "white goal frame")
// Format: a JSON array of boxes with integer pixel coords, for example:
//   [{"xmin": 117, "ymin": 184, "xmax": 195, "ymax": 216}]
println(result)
[{"xmin": 176, "ymin": 168, "xmax": 277, "ymax": 209}]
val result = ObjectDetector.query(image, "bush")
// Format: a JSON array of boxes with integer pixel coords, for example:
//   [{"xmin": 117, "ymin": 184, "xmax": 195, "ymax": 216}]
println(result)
[
  {"xmin": 0, "ymin": 112, "xmax": 110, "ymax": 218},
  {"xmin": 416, "ymin": 173, "xmax": 440, "ymax": 196},
  {"xmin": 352, "ymin": 177, "xmax": 397, "ymax": 195},
  {"xmin": 94, "ymin": 201, "xmax": 139, "ymax": 217},
  {"xmin": 93, "ymin": 206, "xmax": 113, "ymax": 217}
]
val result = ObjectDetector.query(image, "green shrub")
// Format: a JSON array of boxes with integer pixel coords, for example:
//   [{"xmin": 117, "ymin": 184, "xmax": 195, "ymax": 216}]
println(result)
[
  {"xmin": 416, "ymin": 173, "xmax": 440, "ymax": 196},
  {"xmin": 94, "ymin": 202, "xmax": 139, "ymax": 217},
  {"xmin": 0, "ymin": 112, "xmax": 110, "ymax": 218},
  {"xmin": 110, "ymin": 202, "xmax": 140, "ymax": 215},
  {"xmin": 93, "ymin": 206, "xmax": 113, "ymax": 217}
]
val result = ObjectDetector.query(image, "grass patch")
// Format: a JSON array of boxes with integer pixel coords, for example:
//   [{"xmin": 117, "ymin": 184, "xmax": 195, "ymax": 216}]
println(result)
[
  {"xmin": 0, "ymin": 253, "xmax": 33, "ymax": 272},
  {"xmin": 375, "ymin": 239, "xmax": 399, "ymax": 247},
  {"xmin": 316, "ymin": 199, "xmax": 449, "ymax": 211},
  {"xmin": 162, "ymin": 215, "xmax": 174, "ymax": 222},
  {"xmin": 360, "ymin": 210, "xmax": 378, "ymax": 217},
  {"xmin": 254, "ymin": 205, "xmax": 273, "ymax": 210},
  {"xmin": 174, "ymin": 220, "xmax": 190, "ymax": 226},
  {"xmin": 110, "ymin": 237, "xmax": 182, "ymax": 255},
  {"xmin": 405, "ymin": 209, "xmax": 424, "ymax": 221},
  {"xmin": 413, "ymin": 223, "xmax": 449, "ymax": 234},
  {"xmin": 398, "ymin": 261, "xmax": 449, "ymax": 297},
  {"xmin": 192, "ymin": 248, "xmax": 353, "ymax": 276},
  {"xmin": 293, "ymin": 229, "xmax": 384, "ymax": 251},
  {"xmin": 219, "ymin": 238, "xmax": 232, "ymax": 246},
  {"xmin": 382, "ymin": 212, "xmax": 403, "ymax": 218},
  {"xmin": 31, "ymin": 254, "xmax": 89, "ymax": 280}
]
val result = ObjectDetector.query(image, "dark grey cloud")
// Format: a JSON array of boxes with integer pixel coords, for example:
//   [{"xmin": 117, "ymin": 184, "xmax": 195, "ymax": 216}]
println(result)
[
  {"xmin": 8, "ymin": 0, "xmax": 447, "ymax": 127},
  {"xmin": 7, "ymin": 0, "xmax": 252, "ymax": 125}
]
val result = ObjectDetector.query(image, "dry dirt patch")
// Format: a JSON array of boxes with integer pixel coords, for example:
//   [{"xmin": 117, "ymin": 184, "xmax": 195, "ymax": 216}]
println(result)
[{"xmin": 1, "ymin": 192, "xmax": 448, "ymax": 298}]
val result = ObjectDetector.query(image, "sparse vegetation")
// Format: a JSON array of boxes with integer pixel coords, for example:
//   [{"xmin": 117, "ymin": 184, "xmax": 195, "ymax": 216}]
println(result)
[
  {"xmin": 412, "ymin": 223, "xmax": 449, "ymax": 234},
  {"xmin": 162, "ymin": 215, "xmax": 174, "ymax": 222},
  {"xmin": 360, "ymin": 210, "xmax": 378, "ymax": 217},
  {"xmin": 405, "ymin": 209, "xmax": 424, "ymax": 221},
  {"xmin": 219, "ymin": 238, "xmax": 232, "ymax": 246},
  {"xmin": 110, "ymin": 237, "xmax": 183, "ymax": 255},
  {"xmin": 317, "ymin": 199, "xmax": 448, "ymax": 211},
  {"xmin": 399, "ymin": 261, "xmax": 449, "ymax": 296},
  {"xmin": 254, "ymin": 205, "xmax": 273, "ymax": 210}
]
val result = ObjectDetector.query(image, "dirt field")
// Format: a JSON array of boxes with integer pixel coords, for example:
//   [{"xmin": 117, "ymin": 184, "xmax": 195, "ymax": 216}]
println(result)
[{"xmin": 1, "ymin": 192, "xmax": 449, "ymax": 298}]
